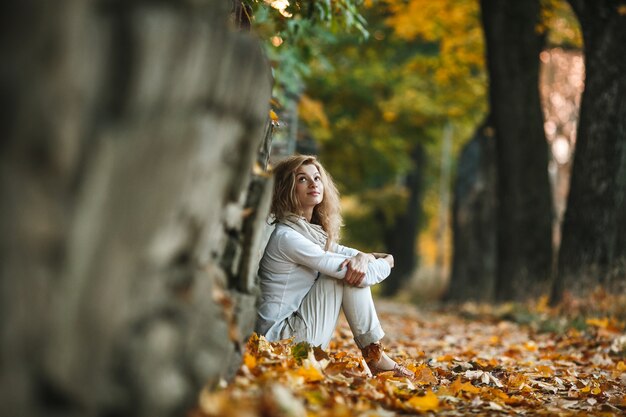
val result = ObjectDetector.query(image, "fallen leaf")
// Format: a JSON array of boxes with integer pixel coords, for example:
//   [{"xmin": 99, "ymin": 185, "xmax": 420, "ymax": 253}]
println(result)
[
  {"xmin": 412, "ymin": 364, "xmax": 438, "ymax": 385},
  {"xmin": 406, "ymin": 390, "xmax": 439, "ymax": 412}
]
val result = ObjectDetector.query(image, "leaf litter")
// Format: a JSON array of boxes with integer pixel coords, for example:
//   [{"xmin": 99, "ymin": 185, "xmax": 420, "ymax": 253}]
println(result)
[{"xmin": 192, "ymin": 291, "xmax": 626, "ymax": 416}]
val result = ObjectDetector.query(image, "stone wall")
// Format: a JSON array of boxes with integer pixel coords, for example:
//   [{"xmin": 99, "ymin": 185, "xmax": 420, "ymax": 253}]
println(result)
[{"xmin": 0, "ymin": 1, "xmax": 272, "ymax": 416}]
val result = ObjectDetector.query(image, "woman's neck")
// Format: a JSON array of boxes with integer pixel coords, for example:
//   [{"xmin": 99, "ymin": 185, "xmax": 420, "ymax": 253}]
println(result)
[{"xmin": 302, "ymin": 209, "xmax": 313, "ymax": 222}]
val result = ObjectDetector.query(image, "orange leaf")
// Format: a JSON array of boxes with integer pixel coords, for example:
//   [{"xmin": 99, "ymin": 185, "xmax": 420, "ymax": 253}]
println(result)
[
  {"xmin": 449, "ymin": 377, "xmax": 480, "ymax": 395},
  {"xmin": 536, "ymin": 365, "xmax": 554, "ymax": 377},
  {"xmin": 411, "ymin": 364, "xmax": 438, "ymax": 385},
  {"xmin": 524, "ymin": 341, "xmax": 538, "ymax": 352},
  {"xmin": 244, "ymin": 352, "xmax": 257, "ymax": 370},
  {"xmin": 508, "ymin": 373, "xmax": 528, "ymax": 389}
]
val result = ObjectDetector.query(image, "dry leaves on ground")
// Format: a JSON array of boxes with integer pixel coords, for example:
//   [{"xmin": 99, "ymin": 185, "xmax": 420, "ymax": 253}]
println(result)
[{"xmin": 192, "ymin": 292, "xmax": 626, "ymax": 416}]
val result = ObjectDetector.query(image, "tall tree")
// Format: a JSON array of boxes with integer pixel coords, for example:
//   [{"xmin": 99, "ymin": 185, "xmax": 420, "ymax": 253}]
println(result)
[
  {"xmin": 379, "ymin": 144, "xmax": 426, "ymax": 296},
  {"xmin": 481, "ymin": 0, "xmax": 554, "ymax": 300},
  {"xmin": 447, "ymin": 120, "xmax": 498, "ymax": 301},
  {"xmin": 552, "ymin": 0, "xmax": 626, "ymax": 300}
]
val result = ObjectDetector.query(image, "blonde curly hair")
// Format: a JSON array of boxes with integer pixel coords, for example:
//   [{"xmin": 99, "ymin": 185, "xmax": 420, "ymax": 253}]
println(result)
[{"xmin": 270, "ymin": 154, "xmax": 342, "ymax": 248}]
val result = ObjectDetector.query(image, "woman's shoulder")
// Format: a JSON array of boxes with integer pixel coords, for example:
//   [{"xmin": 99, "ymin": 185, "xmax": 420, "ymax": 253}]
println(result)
[
  {"xmin": 264, "ymin": 224, "xmax": 312, "ymax": 259},
  {"xmin": 272, "ymin": 223, "xmax": 307, "ymax": 242},
  {"xmin": 268, "ymin": 223, "xmax": 302, "ymax": 245}
]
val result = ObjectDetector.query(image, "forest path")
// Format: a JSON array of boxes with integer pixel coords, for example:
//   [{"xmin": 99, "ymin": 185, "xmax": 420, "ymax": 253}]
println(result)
[{"xmin": 195, "ymin": 297, "xmax": 626, "ymax": 416}]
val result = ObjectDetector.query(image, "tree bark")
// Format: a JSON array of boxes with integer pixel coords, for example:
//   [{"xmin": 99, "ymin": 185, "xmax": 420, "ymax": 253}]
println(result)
[
  {"xmin": 481, "ymin": 0, "xmax": 554, "ymax": 301},
  {"xmin": 447, "ymin": 120, "xmax": 498, "ymax": 302},
  {"xmin": 552, "ymin": 0, "xmax": 626, "ymax": 301},
  {"xmin": 380, "ymin": 144, "xmax": 425, "ymax": 296}
]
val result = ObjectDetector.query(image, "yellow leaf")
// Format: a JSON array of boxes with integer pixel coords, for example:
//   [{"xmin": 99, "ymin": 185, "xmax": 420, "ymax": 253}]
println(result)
[
  {"xmin": 535, "ymin": 295, "xmax": 550, "ymax": 313},
  {"xmin": 298, "ymin": 95, "xmax": 329, "ymax": 128},
  {"xmin": 296, "ymin": 363, "xmax": 324, "ymax": 382},
  {"xmin": 591, "ymin": 387, "xmax": 602, "ymax": 395},
  {"xmin": 406, "ymin": 390, "xmax": 440, "ymax": 412},
  {"xmin": 617, "ymin": 361, "xmax": 626, "ymax": 371},
  {"xmin": 244, "ymin": 352, "xmax": 257, "ymax": 370},
  {"xmin": 269, "ymin": 109, "xmax": 279, "ymax": 122},
  {"xmin": 586, "ymin": 317, "xmax": 609, "ymax": 328},
  {"xmin": 382, "ymin": 110, "xmax": 398, "ymax": 122},
  {"xmin": 524, "ymin": 341, "xmax": 538, "ymax": 352}
]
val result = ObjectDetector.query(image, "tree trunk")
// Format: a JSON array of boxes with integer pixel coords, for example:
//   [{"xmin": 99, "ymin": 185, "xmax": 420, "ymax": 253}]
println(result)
[
  {"xmin": 552, "ymin": 0, "xmax": 626, "ymax": 301},
  {"xmin": 380, "ymin": 144, "xmax": 425, "ymax": 296},
  {"xmin": 447, "ymin": 120, "xmax": 498, "ymax": 301},
  {"xmin": 0, "ymin": 1, "xmax": 272, "ymax": 416},
  {"xmin": 435, "ymin": 123, "xmax": 454, "ymax": 284},
  {"xmin": 481, "ymin": 0, "xmax": 554, "ymax": 301}
]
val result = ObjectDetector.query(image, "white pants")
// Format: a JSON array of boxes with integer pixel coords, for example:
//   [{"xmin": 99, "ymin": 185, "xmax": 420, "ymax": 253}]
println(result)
[{"xmin": 280, "ymin": 275, "xmax": 385, "ymax": 349}]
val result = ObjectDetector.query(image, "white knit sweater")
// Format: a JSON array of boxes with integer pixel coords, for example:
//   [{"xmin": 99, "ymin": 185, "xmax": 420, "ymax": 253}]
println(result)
[{"xmin": 255, "ymin": 223, "xmax": 391, "ymax": 341}]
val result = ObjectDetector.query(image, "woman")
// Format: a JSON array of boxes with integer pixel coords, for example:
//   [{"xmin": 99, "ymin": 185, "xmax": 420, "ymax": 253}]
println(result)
[{"xmin": 255, "ymin": 154, "xmax": 414, "ymax": 378}]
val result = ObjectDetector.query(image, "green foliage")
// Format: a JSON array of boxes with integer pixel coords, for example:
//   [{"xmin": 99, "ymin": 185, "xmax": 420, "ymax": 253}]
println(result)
[
  {"xmin": 540, "ymin": 0, "xmax": 583, "ymax": 48},
  {"xmin": 303, "ymin": 0, "xmax": 487, "ymax": 256},
  {"xmin": 244, "ymin": 0, "xmax": 369, "ymax": 103},
  {"xmin": 291, "ymin": 340, "xmax": 311, "ymax": 363}
]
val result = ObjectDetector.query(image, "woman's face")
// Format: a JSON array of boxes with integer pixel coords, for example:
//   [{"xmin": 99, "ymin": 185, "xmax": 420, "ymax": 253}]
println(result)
[{"xmin": 294, "ymin": 163, "xmax": 324, "ymax": 211}]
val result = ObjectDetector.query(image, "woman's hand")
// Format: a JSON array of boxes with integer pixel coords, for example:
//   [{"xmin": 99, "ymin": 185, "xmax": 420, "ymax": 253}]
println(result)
[{"xmin": 340, "ymin": 252, "xmax": 371, "ymax": 286}]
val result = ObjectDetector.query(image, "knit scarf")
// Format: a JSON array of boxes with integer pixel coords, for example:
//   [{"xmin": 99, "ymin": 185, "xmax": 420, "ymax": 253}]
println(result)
[{"xmin": 279, "ymin": 214, "xmax": 328, "ymax": 250}]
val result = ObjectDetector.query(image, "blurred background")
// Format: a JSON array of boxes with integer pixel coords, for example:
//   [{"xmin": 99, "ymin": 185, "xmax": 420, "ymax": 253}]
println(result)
[
  {"xmin": 250, "ymin": 0, "xmax": 588, "ymax": 302},
  {"xmin": 1, "ymin": 0, "xmax": 623, "ymax": 416}
]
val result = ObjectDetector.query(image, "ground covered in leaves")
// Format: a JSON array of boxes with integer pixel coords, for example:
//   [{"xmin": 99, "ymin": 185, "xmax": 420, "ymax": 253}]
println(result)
[{"xmin": 194, "ymin": 292, "xmax": 626, "ymax": 416}]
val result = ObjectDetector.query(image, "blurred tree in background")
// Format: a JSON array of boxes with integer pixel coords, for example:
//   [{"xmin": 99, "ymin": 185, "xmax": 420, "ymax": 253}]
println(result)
[
  {"xmin": 301, "ymin": 0, "xmax": 487, "ymax": 296},
  {"xmin": 247, "ymin": 0, "xmax": 624, "ymax": 301},
  {"xmin": 553, "ymin": 0, "xmax": 626, "ymax": 301},
  {"xmin": 480, "ymin": 0, "xmax": 554, "ymax": 301}
]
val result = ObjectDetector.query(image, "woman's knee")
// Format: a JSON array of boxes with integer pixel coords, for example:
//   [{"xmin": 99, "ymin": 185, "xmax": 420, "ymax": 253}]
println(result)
[{"xmin": 343, "ymin": 283, "xmax": 372, "ymax": 295}]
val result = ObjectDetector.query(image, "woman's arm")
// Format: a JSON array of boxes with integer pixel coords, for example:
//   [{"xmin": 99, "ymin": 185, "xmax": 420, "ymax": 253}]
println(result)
[
  {"xmin": 277, "ymin": 230, "xmax": 391, "ymax": 285},
  {"xmin": 371, "ymin": 253, "xmax": 394, "ymax": 268}
]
